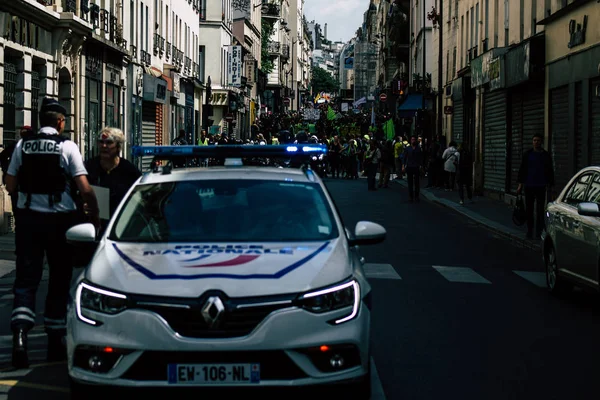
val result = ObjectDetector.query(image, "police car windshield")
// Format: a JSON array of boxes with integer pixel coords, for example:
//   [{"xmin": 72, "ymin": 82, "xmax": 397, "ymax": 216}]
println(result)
[{"xmin": 109, "ymin": 179, "xmax": 339, "ymax": 242}]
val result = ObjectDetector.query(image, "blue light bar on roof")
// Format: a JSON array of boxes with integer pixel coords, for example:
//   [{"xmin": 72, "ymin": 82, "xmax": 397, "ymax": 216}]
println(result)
[{"xmin": 131, "ymin": 144, "xmax": 328, "ymax": 158}]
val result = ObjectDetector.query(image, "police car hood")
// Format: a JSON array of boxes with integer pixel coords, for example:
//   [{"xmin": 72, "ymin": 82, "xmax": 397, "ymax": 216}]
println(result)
[{"xmin": 87, "ymin": 239, "xmax": 351, "ymax": 297}]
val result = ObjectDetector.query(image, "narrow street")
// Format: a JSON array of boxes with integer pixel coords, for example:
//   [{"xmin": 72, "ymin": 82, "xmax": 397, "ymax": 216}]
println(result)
[{"xmin": 0, "ymin": 178, "xmax": 599, "ymax": 399}]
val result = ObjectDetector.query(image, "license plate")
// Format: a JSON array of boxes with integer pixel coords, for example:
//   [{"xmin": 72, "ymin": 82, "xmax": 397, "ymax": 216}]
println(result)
[{"xmin": 167, "ymin": 363, "xmax": 260, "ymax": 384}]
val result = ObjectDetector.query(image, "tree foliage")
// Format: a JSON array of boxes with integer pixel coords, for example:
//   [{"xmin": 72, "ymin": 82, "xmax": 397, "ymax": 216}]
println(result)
[
  {"xmin": 311, "ymin": 66, "xmax": 339, "ymax": 95},
  {"xmin": 261, "ymin": 20, "xmax": 276, "ymax": 75}
]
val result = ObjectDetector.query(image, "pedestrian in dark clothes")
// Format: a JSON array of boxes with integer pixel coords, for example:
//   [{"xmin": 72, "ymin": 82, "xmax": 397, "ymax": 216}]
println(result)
[{"xmin": 517, "ymin": 133, "xmax": 555, "ymax": 239}]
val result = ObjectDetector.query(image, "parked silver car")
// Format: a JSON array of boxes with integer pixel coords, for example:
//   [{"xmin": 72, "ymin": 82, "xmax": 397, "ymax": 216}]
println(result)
[{"xmin": 543, "ymin": 166, "xmax": 600, "ymax": 293}]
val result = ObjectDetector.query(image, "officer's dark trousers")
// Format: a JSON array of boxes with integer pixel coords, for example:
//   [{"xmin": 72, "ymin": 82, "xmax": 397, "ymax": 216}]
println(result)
[{"xmin": 11, "ymin": 210, "xmax": 78, "ymax": 335}]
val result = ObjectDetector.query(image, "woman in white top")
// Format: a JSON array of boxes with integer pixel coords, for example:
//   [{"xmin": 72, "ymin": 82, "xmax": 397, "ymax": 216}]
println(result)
[{"xmin": 442, "ymin": 141, "xmax": 460, "ymax": 191}]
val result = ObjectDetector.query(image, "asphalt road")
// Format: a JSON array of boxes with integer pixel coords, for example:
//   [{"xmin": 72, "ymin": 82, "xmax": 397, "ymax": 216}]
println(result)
[{"xmin": 0, "ymin": 178, "xmax": 599, "ymax": 399}]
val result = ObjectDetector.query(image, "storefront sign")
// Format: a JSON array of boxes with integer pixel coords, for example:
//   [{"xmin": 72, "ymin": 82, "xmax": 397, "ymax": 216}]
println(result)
[
  {"xmin": 228, "ymin": 45, "xmax": 242, "ymax": 87},
  {"xmin": 568, "ymin": 15, "xmax": 588, "ymax": 48},
  {"xmin": 143, "ymin": 75, "xmax": 167, "ymax": 104},
  {"xmin": 245, "ymin": 55, "xmax": 255, "ymax": 83},
  {"xmin": 471, "ymin": 48, "xmax": 507, "ymax": 90}
]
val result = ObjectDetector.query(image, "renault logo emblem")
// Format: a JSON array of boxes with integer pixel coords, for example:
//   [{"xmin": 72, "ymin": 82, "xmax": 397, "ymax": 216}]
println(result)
[{"xmin": 201, "ymin": 296, "xmax": 225, "ymax": 328}]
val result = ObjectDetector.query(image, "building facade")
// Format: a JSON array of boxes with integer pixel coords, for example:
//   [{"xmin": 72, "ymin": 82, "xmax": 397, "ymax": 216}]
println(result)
[
  {"xmin": 199, "ymin": 0, "xmax": 234, "ymax": 135},
  {"xmin": 540, "ymin": 0, "xmax": 600, "ymax": 191},
  {"xmin": 233, "ymin": 0, "xmax": 262, "ymax": 137}
]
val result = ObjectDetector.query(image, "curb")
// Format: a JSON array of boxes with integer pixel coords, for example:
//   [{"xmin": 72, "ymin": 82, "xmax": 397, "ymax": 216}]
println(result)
[{"xmin": 393, "ymin": 179, "xmax": 541, "ymax": 252}]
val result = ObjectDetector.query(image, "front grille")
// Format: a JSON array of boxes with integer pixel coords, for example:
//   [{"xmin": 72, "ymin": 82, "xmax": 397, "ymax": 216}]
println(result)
[
  {"xmin": 121, "ymin": 351, "xmax": 307, "ymax": 381},
  {"xmin": 129, "ymin": 291, "xmax": 296, "ymax": 338}
]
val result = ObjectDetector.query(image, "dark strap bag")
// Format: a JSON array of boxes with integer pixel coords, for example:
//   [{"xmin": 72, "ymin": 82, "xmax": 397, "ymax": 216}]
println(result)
[{"xmin": 513, "ymin": 194, "xmax": 527, "ymax": 226}]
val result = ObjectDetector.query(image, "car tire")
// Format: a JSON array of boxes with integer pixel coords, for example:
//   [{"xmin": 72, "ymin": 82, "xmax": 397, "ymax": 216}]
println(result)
[{"xmin": 545, "ymin": 243, "xmax": 570, "ymax": 295}]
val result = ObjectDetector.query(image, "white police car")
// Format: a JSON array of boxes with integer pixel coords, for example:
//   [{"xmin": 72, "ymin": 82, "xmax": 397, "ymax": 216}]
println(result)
[{"xmin": 66, "ymin": 145, "xmax": 386, "ymax": 398}]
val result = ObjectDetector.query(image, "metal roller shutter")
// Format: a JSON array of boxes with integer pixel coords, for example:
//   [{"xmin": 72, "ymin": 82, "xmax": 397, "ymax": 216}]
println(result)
[
  {"xmin": 521, "ymin": 87, "xmax": 545, "ymax": 188},
  {"xmin": 509, "ymin": 90, "xmax": 523, "ymax": 194},
  {"xmin": 550, "ymin": 86, "xmax": 570, "ymax": 190},
  {"xmin": 452, "ymin": 101, "xmax": 464, "ymax": 142},
  {"xmin": 590, "ymin": 78, "xmax": 600, "ymax": 166},
  {"xmin": 483, "ymin": 90, "xmax": 508, "ymax": 192},
  {"xmin": 141, "ymin": 103, "xmax": 157, "ymax": 172},
  {"xmin": 575, "ymin": 82, "xmax": 584, "ymax": 171}
]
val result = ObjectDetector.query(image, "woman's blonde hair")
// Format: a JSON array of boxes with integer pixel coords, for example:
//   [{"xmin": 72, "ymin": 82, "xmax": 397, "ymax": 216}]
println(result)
[{"xmin": 100, "ymin": 127, "xmax": 125, "ymax": 147}]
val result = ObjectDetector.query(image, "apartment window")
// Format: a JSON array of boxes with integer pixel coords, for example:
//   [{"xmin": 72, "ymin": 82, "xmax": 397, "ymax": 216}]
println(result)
[
  {"xmin": 154, "ymin": 0, "xmax": 158, "ymax": 31},
  {"xmin": 532, "ymin": 0, "xmax": 537, "ymax": 35},
  {"xmin": 475, "ymin": 3, "xmax": 479, "ymax": 50},
  {"xmin": 454, "ymin": 0, "xmax": 458, "ymax": 18},
  {"xmin": 140, "ymin": 2, "xmax": 144, "ymax": 51},
  {"xmin": 485, "ymin": 0, "xmax": 489, "ymax": 41},
  {"xmin": 494, "ymin": 0, "xmax": 499, "ymax": 47},
  {"xmin": 130, "ymin": 1, "xmax": 135, "ymax": 48},
  {"xmin": 470, "ymin": 8, "xmax": 474, "ymax": 48},
  {"xmin": 452, "ymin": 46, "xmax": 457, "ymax": 78},
  {"xmin": 145, "ymin": 5, "xmax": 149, "ymax": 51},
  {"xmin": 199, "ymin": 45, "xmax": 205, "ymax": 81},
  {"xmin": 544, "ymin": 0, "xmax": 551, "ymax": 17},
  {"xmin": 173, "ymin": 13, "xmax": 176, "ymax": 47},
  {"xmin": 519, "ymin": 0, "xmax": 524, "ymax": 41},
  {"xmin": 460, "ymin": 15, "xmax": 464, "ymax": 68},
  {"xmin": 504, "ymin": 0, "xmax": 509, "ymax": 46},
  {"xmin": 166, "ymin": 5, "xmax": 169, "ymax": 41},
  {"xmin": 200, "ymin": 0, "xmax": 206, "ymax": 20},
  {"xmin": 449, "ymin": 0, "xmax": 452, "ymax": 21},
  {"xmin": 445, "ymin": 51, "xmax": 449, "ymax": 83}
]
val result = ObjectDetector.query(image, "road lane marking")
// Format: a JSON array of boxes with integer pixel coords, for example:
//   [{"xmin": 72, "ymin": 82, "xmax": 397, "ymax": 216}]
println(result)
[
  {"xmin": 364, "ymin": 264, "xmax": 401, "ymax": 280},
  {"xmin": 0, "ymin": 379, "xmax": 69, "ymax": 393},
  {"xmin": 513, "ymin": 271, "xmax": 547, "ymax": 288},
  {"xmin": 371, "ymin": 358, "xmax": 386, "ymax": 399},
  {"xmin": 432, "ymin": 266, "xmax": 491, "ymax": 284}
]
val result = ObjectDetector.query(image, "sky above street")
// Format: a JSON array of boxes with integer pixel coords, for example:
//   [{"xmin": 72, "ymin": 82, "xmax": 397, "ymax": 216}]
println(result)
[{"xmin": 304, "ymin": 0, "xmax": 365, "ymax": 44}]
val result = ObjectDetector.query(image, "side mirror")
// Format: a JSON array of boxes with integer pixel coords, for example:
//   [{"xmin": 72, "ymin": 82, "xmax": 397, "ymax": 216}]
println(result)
[
  {"xmin": 577, "ymin": 202, "xmax": 600, "ymax": 217},
  {"xmin": 66, "ymin": 223, "xmax": 97, "ymax": 243},
  {"xmin": 348, "ymin": 221, "xmax": 386, "ymax": 246}
]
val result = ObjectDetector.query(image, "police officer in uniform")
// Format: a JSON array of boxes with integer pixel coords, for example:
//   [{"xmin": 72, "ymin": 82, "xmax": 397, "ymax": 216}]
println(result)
[{"xmin": 5, "ymin": 98, "xmax": 100, "ymax": 368}]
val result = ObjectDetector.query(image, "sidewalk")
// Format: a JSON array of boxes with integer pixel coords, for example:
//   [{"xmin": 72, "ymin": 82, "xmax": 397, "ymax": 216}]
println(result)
[{"xmin": 393, "ymin": 177, "xmax": 541, "ymax": 251}]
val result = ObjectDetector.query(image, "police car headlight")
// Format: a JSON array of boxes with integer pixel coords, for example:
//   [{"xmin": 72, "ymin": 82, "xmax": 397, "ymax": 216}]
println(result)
[
  {"xmin": 297, "ymin": 280, "xmax": 360, "ymax": 325},
  {"xmin": 75, "ymin": 282, "xmax": 128, "ymax": 326}
]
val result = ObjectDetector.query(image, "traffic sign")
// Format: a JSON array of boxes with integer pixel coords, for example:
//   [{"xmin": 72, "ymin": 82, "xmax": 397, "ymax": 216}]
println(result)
[
  {"xmin": 379, "ymin": 93, "xmax": 387, "ymax": 102},
  {"xmin": 225, "ymin": 114, "xmax": 234, "ymax": 122},
  {"xmin": 283, "ymin": 97, "xmax": 291, "ymax": 106}
]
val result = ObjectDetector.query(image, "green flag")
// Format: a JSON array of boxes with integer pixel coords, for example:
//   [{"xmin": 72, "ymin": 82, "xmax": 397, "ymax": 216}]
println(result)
[
  {"xmin": 384, "ymin": 119, "xmax": 395, "ymax": 140},
  {"xmin": 327, "ymin": 106, "xmax": 336, "ymax": 121}
]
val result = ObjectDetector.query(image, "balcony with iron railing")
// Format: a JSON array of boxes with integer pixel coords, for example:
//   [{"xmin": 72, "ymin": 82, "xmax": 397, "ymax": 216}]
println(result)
[
  {"xmin": 262, "ymin": 3, "xmax": 280, "ymax": 18},
  {"xmin": 166, "ymin": 41, "xmax": 171, "ymax": 59},
  {"xmin": 140, "ymin": 50, "xmax": 151, "ymax": 65},
  {"xmin": 192, "ymin": 62, "xmax": 198, "ymax": 78},
  {"xmin": 482, "ymin": 38, "xmax": 489, "ymax": 53},
  {"xmin": 267, "ymin": 41, "xmax": 281, "ymax": 56},
  {"xmin": 130, "ymin": 44, "xmax": 137, "ymax": 59},
  {"xmin": 153, "ymin": 33, "xmax": 165, "ymax": 57},
  {"xmin": 185, "ymin": 57, "xmax": 192, "ymax": 74},
  {"xmin": 466, "ymin": 46, "xmax": 478, "ymax": 65}
]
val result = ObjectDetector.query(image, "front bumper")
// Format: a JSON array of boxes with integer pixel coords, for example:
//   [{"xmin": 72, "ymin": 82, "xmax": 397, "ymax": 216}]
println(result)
[{"xmin": 66, "ymin": 299, "xmax": 370, "ymax": 388}]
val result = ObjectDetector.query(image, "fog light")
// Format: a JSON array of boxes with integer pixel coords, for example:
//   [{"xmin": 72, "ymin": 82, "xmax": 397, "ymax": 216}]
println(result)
[
  {"xmin": 88, "ymin": 355, "xmax": 104, "ymax": 371},
  {"xmin": 329, "ymin": 354, "xmax": 345, "ymax": 369}
]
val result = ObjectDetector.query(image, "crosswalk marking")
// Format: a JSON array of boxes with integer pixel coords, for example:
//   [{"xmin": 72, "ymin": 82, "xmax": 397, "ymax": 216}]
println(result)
[
  {"xmin": 513, "ymin": 271, "xmax": 547, "ymax": 288},
  {"xmin": 432, "ymin": 266, "xmax": 491, "ymax": 284},
  {"xmin": 364, "ymin": 263, "xmax": 402, "ymax": 280}
]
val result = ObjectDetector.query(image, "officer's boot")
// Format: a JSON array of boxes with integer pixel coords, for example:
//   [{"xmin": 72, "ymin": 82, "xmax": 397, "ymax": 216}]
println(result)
[
  {"xmin": 47, "ymin": 333, "xmax": 66, "ymax": 362},
  {"xmin": 12, "ymin": 326, "xmax": 29, "ymax": 369}
]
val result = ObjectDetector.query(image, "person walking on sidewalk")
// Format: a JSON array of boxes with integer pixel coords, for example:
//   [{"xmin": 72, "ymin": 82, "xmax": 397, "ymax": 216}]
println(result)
[
  {"xmin": 457, "ymin": 143, "xmax": 474, "ymax": 205},
  {"xmin": 364, "ymin": 139, "xmax": 381, "ymax": 191},
  {"xmin": 403, "ymin": 135, "xmax": 424, "ymax": 203},
  {"xmin": 5, "ymin": 98, "xmax": 100, "ymax": 368},
  {"xmin": 517, "ymin": 133, "xmax": 555, "ymax": 239},
  {"xmin": 442, "ymin": 141, "xmax": 460, "ymax": 191}
]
